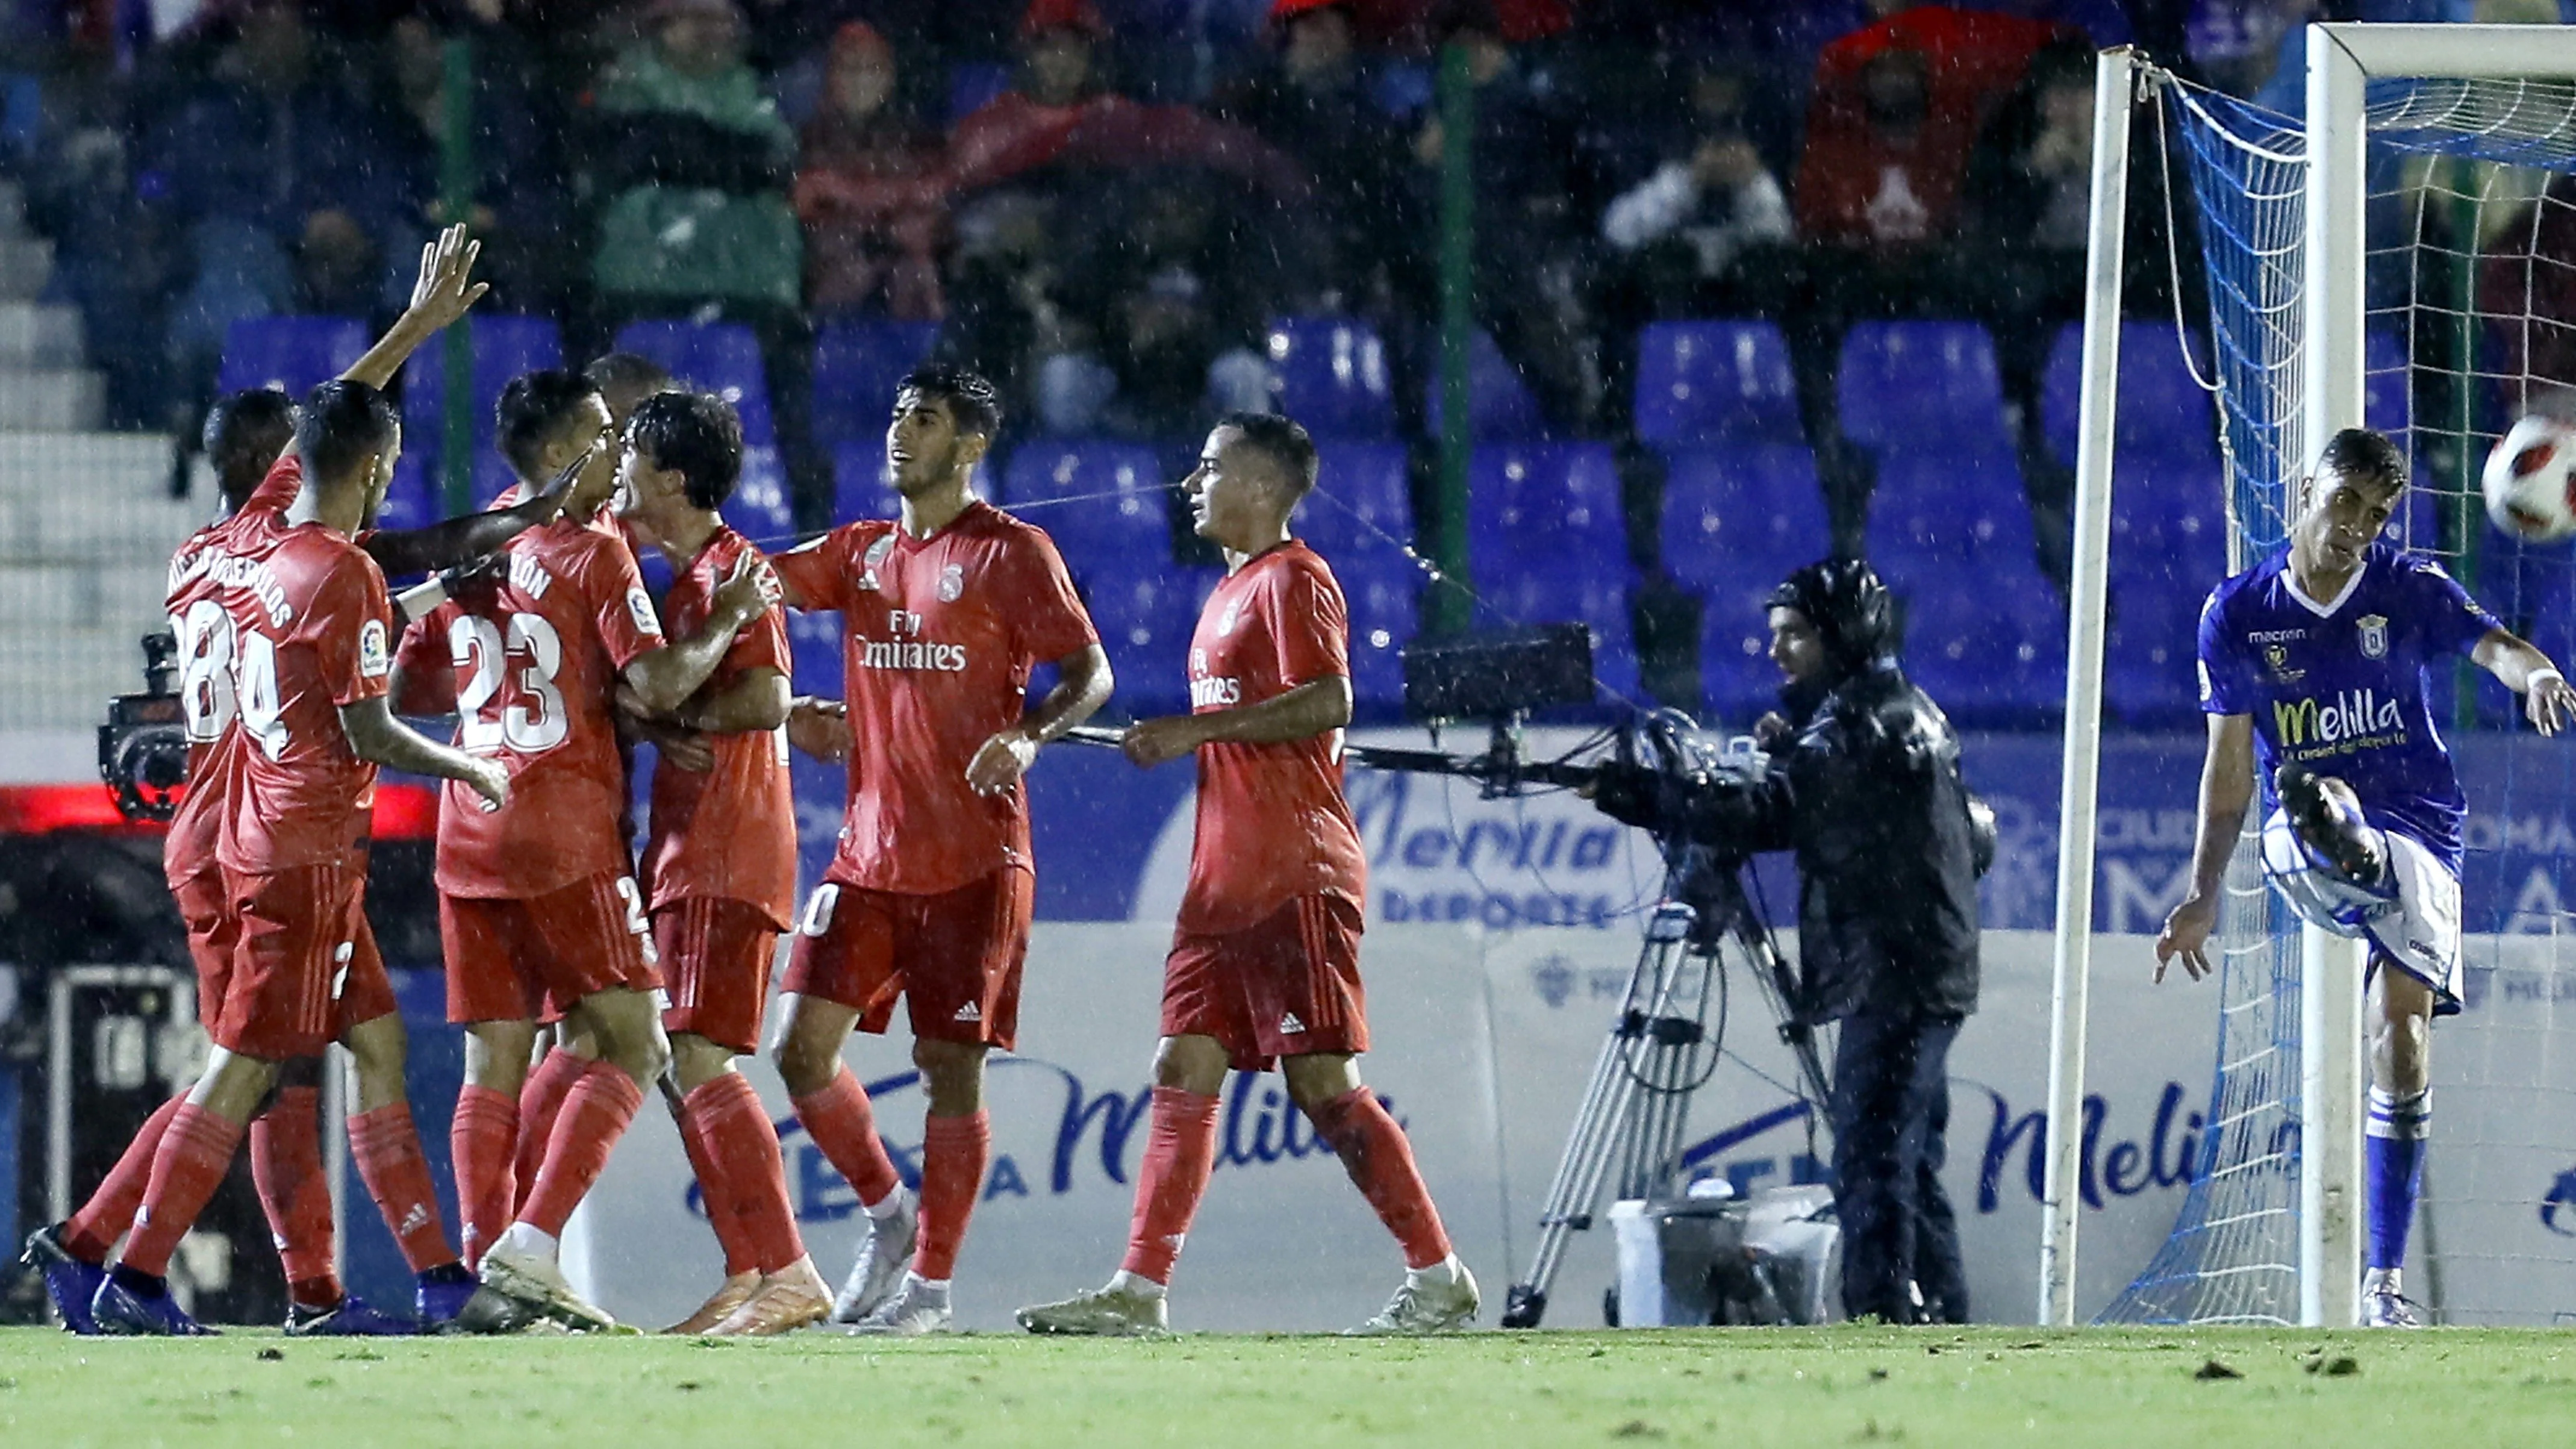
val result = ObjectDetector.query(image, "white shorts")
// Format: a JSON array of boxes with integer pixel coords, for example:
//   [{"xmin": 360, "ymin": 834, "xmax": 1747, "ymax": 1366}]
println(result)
[{"xmin": 2259, "ymin": 806, "xmax": 2463, "ymax": 1014}]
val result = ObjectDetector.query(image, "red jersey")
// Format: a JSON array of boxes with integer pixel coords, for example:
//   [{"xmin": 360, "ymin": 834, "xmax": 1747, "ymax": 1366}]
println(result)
[
  {"xmin": 1177, "ymin": 542, "xmax": 1367, "ymax": 935},
  {"xmin": 770, "ymin": 502, "xmax": 1096, "ymax": 896},
  {"xmin": 641, "ymin": 526, "xmax": 796, "ymax": 926},
  {"xmin": 213, "ymin": 513, "xmax": 397, "ymax": 875},
  {"xmin": 395, "ymin": 516, "xmax": 666, "ymax": 899},
  {"xmin": 163, "ymin": 457, "xmax": 310, "ymax": 885}
]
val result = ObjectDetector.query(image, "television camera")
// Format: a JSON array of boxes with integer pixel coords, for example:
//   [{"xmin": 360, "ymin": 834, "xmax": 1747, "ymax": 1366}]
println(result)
[
  {"xmin": 1068, "ymin": 624, "xmax": 1831, "ymax": 1329},
  {"xmin": 100, "ymin": 629, "xmax": 189, "ymax": 823}
]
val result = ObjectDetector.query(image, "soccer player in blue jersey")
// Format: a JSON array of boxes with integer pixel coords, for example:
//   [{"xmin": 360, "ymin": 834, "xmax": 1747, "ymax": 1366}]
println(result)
[{"xmin": 2155, "ymin": 428, "xmax": 2576, "ymax": 1327}]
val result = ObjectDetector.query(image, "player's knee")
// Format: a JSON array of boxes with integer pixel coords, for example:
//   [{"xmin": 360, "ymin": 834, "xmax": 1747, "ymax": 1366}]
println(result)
[
  {"xmin": 669, "ymin": 1033, "xmax": 734, "ymax": 1093},
  {"xmin": 770, "ymin": 1025, "xmax": 838, "ymax": 1095},
  {"xmin": 1282, "ymin": 1052, "xmax": 1361, "ymax": 1113},
  {"xmin": 463, "ymin": 1021, "xmax": 539, "ymax": 1094},
  {"xmin": 912, "ymin": 1037, "xmax": 986, "ymax": 1114},
  {"xmin": 1152, "ymin": 1035, "xmax": 1229, "ymax": 1095}
]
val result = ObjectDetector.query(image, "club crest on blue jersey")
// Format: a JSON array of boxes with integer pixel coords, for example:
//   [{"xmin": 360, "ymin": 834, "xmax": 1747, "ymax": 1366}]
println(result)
[{"xmin": 2359, "ymin": 613, "xmax": 2389, "ymax": 659}]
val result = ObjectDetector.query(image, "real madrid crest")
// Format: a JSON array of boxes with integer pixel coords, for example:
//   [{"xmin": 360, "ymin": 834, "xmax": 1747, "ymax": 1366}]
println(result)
[
  {"xmin": 937, "ymin": 562, "xmax": 965, "ymax": 602},
  {"xmin": 1216, "ymin": 599, "xmax": 1244, "ymax": 637},
  {"xmin": 2357, "ymin": 613, "xmax": 2389, "ymax": 659}
]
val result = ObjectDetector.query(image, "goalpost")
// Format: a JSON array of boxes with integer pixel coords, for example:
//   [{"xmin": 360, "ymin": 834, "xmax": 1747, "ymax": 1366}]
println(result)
[{"xmin": 2042, "ymin": 22, "xmax": 2576, "ymax": 1329}]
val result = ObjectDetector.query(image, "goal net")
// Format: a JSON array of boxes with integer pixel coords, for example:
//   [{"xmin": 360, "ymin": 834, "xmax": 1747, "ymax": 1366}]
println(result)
[{"xmin": 2091, "ymin": 31, "xmax": 2576, "ymax": 1327}]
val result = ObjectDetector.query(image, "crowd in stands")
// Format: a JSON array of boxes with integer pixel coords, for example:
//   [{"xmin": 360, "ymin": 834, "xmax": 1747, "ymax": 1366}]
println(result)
[{"xmin": 3, "ymin": 0, "xmax": 2569, "ymax": 722}]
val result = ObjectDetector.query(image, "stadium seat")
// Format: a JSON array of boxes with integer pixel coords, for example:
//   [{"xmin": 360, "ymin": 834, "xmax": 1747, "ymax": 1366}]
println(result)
[
  {"xmin": 2365, "ymin": 328, "xmax": 2409, "ymax": 436},
  {"xmin": 216, "ymin": 316, "xmax": 369, "ymax": 397},
  {"xmin": 1425, "ymin": 328, "xmax": 1555, "ymax": 441},
  {"xmin": 376, "ymin": 451, "xmax": 520, "ymax": 538},
  {"xmin": 1267, "ymin": 317, "xmax": 1396, "ymax": 439},
  {"xmin": 2099, "ymin": 460, "xmax": 2227, "ymax": 724},
  {"xmin": 1635, "ymin": 320, "xmax": 1802, "ymax": 447},
  {"xmin": 1836, "ymin": 321, "xmax": 2010, "ymax": 457},
  {"xmin": 948, "ymin": 62, "xmax": 1011, "ymax": 123},
  {"xmin": 400, "ymin": 315, "xmax": 564, "ymax": 482},
  {"xmin": 787, "ymin": 608, "xmax": 844, "ymax": 697},
  {"xmin": 1865, "ymin": 448, "xmax": 2062, "ymax": 723},
  {"xmin": 812, "ymin": 320, "xmax": 940, "ymax": 446},
  {"xmin": 725, "ymin": 444, "xmax": 798, "ymax": 546},
  {"xmin": 1467, "ymin": 443, "xmax": 1638, "ymax": 704},
  {"xmin": 1333, "ymin": 548, "xmax": 1422, "ymax": 715},
  {"xmin": 612, "ymin": 319, "xmax": 777, "ymax": 446},
  {"xmin": 1863, "ymin": 449, "xmax": 2038, "ymax": 578},
  {"xmin": 833, "ymin": 441, "xmax": 902, "ymax": 523},
  {"xmin": 1002, "ymin": 439, "xmax": 1173, "ymax": 581},
  {"xmin": 2103, "ymin": 577, "xmax": 2204, "ymax": 726},
  {"xmin": 1296, "ymin": 440, "xmax": 1411, "ymax": 559},
  {"xmin": 1087, "ymin": 567, "xmax": 1219, "ymax": 717},
  {"xmin": 1658, "ymin": 444, "xmax": 1832, "ymax": 594},
  {"xmin": 2039, "ymin": 322, "xmax": 2219, "ymax": 466}
]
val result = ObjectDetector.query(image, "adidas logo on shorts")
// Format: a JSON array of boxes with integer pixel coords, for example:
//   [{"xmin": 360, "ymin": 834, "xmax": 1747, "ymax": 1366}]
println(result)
[
  {"xmin": 1279, "ymin": 1012, "xmax": 1305, "ymax": 1035},
  {"xmin": 953, "ymin": 1002, "xmax": 982, "ymax": 1023}
]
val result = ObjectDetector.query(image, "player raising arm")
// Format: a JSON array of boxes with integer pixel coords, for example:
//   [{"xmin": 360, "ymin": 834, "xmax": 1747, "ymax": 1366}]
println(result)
[
  {"xmin": 1016, "ymin": 414, "xmax": 1476, "ymax": 1338},
  {"xmin": 768, "ymin": 364, "xmax": 1111, "ymax": 1335},
  {"xmin": 2155, "ymin": 428, "xmax": 2576, "ymax": 1329}
]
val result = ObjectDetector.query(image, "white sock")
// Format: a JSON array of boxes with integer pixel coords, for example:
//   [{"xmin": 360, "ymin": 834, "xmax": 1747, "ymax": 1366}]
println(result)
[
  {"xmin": 1406, "ymin": 1254, "xmax": 1463, "ymax": 1288},
  {"xmin": 1106, "ymin": 1270, "xmax": 1167, "ymax": 1300},
  {"xmin": 862, "ymin": 1189, "xmax": 906, "ymax": 1221},
  {"xmin": 495, "ymin": 1221, "xmax": 560, "ymax": 1262},
  {"xmin": 2365, "ymin": 1266, "xmax": 2402, "ymax": 1297},
  {"xmin": 908, "ymin": 1272, "xmax": 949, "ymax": 1299}
]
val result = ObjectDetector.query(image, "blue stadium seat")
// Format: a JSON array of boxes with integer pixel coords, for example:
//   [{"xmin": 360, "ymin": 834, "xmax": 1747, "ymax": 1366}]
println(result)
[
  {"xmin": 1635, "ymin": 320, "xmax": 1802, "ymax": 447},
  {"xmin": 1002, "ymin": 439, "xmax": 1172, "ymax": 581},
  {"xmin": 2097, "ymin": 458, "xmax": 2227, "ymax": 724},
  {"xmin": 217, "ymin": 316, "xmax": 369, "ymax": 397},
  {"xmin": 832, "ymin": 442, "xmax": 901, "ymax": 523},
  {"xmin": 725, "ymin": 444, "xmax": 797, "ymax": 546},
  {"xmin": 2365, "ymin": 328, "xmax": 2409, "ymax": 436},
  {"xmin": 787, "ymin": 608, "xmax": 844, "ymax": 696},
  {"xmin": 1088, "ymin": 568, "xmax": 1219, "ymax": 717},
  {"xmin": 377, "ymin": 451, "xmax": 520, "ymax": 537},
  {"xmin": 812, "ymin": 321, "xmax": 940, "ymax": 446},
  {"xmin": 1658, "ymin": 444, "xmax": 1831, "ymax": 593},
  {"xmin": 1863, "ymin": 450, "xmax": 2037, "ymax": 578},
  {"xmin": 2103, "ymin": 577, "xmax": 2204, "ymax": 726},
  {"xmin": 1426, "ymin": 328, "xmax": 1554, "ymax": 441},
  {"xmin": 1865, "ymin": 448, "xmax": 2061, "ymax": 722},
  {"xmin": 400, "ymin": 316, "xmax": 563, "ymax": 485},
  {"xmin": 613, "ymin": 320, "xmax": 776, "ymax": 446},
  {"xmin": 1268, "ymin": 317, "xmax": 1396, "ymax": 439},
  {"xmin": 1836, "ymin": 321, "xmax": 2010, "ymax": 457},
  {"xmin": 2039, "ymin": 322, "xmax": 2219, "ymax": 466},
  {"xmin": 1467, "ymin": 444, "xmax": 1636, "ymax": 703},
  {"xmin": 1333, "ymin": 549, "xmax": 1421, "ymax": 715},
  {"xmin": 949, "ymin": 62, "xmax": 1011, "ymax": 123},
  {"xmin": 1296, "ymin": 440, "xmax": 1411, "ymax": 558}
]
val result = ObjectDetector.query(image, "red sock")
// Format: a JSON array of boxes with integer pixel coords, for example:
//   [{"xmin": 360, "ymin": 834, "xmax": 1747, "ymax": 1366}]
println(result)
[
  {"xmin": 349, "ymin": 1103, "xmax": 458, "ymax": 1273},
  {"xmin": 688, "ymin": 1074, "xmax": 807, "ymax": 1275},
  {"xmin": 791, "ymin": 1066, "xmax": 902, "ymax": 1209},
  {"xmin": 66, "ymin": 1094, "xmax": 186, "ymax": 1263},
  {"xmin": 512, "ymin": 1049, "xmax": 588, "ymax": 1214},
  {"xmin": 1308, "ymin": 1087, "xmax": 1453, "ymax": 1270},
  {"xmin": 1121, "ymin": 1087, "xmax": 1220, "ymax": 1287},
  {"xmin": 120, "ymin": 1103, "xmax": 247, "ymax": 1279},
  {"xmin": 677, "ymin": 1093, "xmax": 757, "ymax": 1276},
  {"xmin": 250, "ymin": 1086, "xmax": 337, "ymax": 1301},
  {"xmin": 912, "ymin": 1109, "xmax": 988, "ymax": 1282},
  {"xmin": 451, "ymin": 1085, "xmax": 518, "ymax": 1270},
  {"xmin": 519, "ymin": 1064, "xmax": 644, "ymax": 1238}
]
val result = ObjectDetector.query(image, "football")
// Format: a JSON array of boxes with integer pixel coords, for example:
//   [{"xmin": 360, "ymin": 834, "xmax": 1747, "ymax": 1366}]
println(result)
[{"xmin": 2482, "ymin": 413, "xmax": 2576, "ymax": 543}]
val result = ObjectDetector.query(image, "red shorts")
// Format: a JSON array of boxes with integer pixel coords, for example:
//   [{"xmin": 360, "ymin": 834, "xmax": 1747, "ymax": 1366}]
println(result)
[
  {"xmin": 784, "ymin": 870, "xmax": 1031, "ymax": 1050},
  {"xmin": 1162, "ymin": 895, "xmax": 1368, "ymax": 1072},
  {"xmin": 211, "ymin": 861, "xmax": 399, "ymax": 1061},
  {"xmin": 441, "ymin": 872, "xmax": 663, "ymax": 1026},
  {"xmin": 655, "ymin": 896, "xmax": 782, "ymax": 1056},
  {"xmin": 172, "ymin": 865, "xmax": 237, "ymax": 999}
]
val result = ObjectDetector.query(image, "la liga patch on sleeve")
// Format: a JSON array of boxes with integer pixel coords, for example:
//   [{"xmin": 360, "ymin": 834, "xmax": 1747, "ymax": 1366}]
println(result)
[
  {"xmin": 628, "ymin": 586, "xmax": 663, "ymax": 636},
  {"xmin": 359, "ymin": 619, "xmax": 391, "ymax": 678}
]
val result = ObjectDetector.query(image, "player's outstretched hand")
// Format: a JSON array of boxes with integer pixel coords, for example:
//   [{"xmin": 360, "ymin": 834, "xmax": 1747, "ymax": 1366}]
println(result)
[
  {"xmin": 1120, "ymin": 715, "xmax": 1202, "ymax": 770},
  {"xmin": 966, "ymin": 727, "xmax": 1040, "ymax": 795},
  {"xmin": 787, "ymin": 696, "xmax": 850, "ymax": 762},
  {"xmin": 2154, "ymin": 893, "xmax": 2219, "ymax": 983},
  {"xmin": 713, "ymin": 553, "xmax": 782, "ymax": 628},
  {"xmin": 2527, "ymin": 670, "xmax": 2576, "ymax": 737},
  {"xmin": 462, "ymin": 756, "xmax": 510, "ymax": 814},
  {"xmin": 403, "ymin": 223, "xmax": 488, "ymax": 335}
]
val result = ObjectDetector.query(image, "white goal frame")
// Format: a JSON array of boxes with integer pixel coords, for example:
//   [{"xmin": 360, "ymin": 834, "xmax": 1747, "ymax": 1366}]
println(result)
[{"xmin": 2041, "ymin": 22, "xmax": 2576, "ymax": 1329}]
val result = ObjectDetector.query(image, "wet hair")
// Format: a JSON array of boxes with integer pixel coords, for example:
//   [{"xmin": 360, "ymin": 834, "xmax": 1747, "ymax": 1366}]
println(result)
[
  {"xmin": 894, "ymin": 363, "xmax": 1002, "ymax": 440},
  {"xmin": 628, "ymin": 390, "xmax": 744, "ymax": 511},
  {"xmin": 583, "ymin": 351, "xmax": 673, "ymax": 397},
  {"xmin": 204, "ymin": 388, "xmax": 297, "ymax": 506},
  {"xmin": 295, "ymin": 380, "xmax": 399, "ymax": 485},
  {"xmin": 2316, "ymin": 426, "xmax": 2409, "ymax": 495},
  {"xmin": 1216, "ymin": 411, "xmax": 1320, "ymax": 502},
  {"xmin": 496, "ymin": 369, "xmax": 604, "ymax": 480}
]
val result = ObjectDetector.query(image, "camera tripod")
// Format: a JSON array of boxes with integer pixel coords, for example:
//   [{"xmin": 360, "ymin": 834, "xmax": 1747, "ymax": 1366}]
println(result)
[{"xmin": 1497, "ymin": 846, "xmax": 1832, "ymax": 1330}]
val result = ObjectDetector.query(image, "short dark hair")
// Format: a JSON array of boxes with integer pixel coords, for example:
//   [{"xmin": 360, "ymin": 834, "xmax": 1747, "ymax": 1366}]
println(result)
[
  {"xmin": 894, "ymin": 363, "xmax": 1003, "ymax": 440},
  {"xmin": 1216, "ymin": 411, "xmax": 1320, "ymax": 502},
  {"xmin": 296, "ymin": 380, "xmax": 399, "ymax": 485},
  {"xmin": 2316, "ymin": 426, "xmax": 2408, "ymax": 494},
  {"xmin": 496, "ymin": 369, "xmax": 603, "ymax": 480},
  {"xmin": 204, "ymin": 388, "xmax": 297, "ymax": 506},
  {"xmin": 584, "ymin": 351, "xmax": 673, "ymax": 397},
  {"xmin": 628, "ymin": 390, "xmax": 744, "ymax": 511}
]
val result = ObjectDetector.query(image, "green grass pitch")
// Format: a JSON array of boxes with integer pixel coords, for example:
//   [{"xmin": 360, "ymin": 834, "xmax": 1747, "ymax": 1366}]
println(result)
[{"xmin": 2, "ymin": 1325, "xmax": 2571, "ymax": 1447}]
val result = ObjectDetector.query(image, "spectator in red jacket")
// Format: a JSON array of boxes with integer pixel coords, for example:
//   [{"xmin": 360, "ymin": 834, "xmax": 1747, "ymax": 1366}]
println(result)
[{"xmin": 795, "ymin": 22, "xmax": 949, "ymax": 320}]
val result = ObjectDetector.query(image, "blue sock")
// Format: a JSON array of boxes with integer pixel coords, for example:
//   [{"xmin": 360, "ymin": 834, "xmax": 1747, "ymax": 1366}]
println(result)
[{"xmin": 2365, "ymin": 1087, "xmax": 2431, "ymax": 1272}]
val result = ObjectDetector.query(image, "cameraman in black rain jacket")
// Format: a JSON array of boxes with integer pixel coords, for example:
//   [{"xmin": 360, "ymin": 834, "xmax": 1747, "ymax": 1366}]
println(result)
[{"xmin": 1594, "ymin": 558, "xmax": 1984, "ymax": 1323}]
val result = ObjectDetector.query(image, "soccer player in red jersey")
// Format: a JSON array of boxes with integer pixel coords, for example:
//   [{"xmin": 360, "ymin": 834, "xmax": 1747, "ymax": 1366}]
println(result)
[
  {"xmin": 83, "ymin": 380, "xmax": 513, "ymax": 1336},
  {"xmin": 768, "ymin": 364, "xmax": 1111, "ymax": 1335},
  {"xmin": 1016, "ymin": 414, "xmax": 1477, "ymax": 1337},
  {"xmin": 392, "ymin": 369, "xmax": 776, "ymax": 1331},
  {"xmin": 612, "ymin": 391, "xmax": 831, "ymax": 1335}
]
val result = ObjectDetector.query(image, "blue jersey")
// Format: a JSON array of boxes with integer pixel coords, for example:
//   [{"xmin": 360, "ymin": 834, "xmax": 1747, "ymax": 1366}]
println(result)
[{"xmin": 2198, "ymin": 539, "xmax": 2500, "ymax": 868}]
